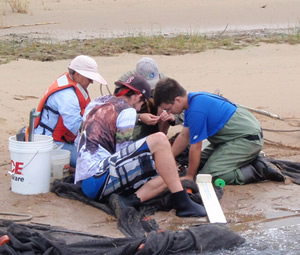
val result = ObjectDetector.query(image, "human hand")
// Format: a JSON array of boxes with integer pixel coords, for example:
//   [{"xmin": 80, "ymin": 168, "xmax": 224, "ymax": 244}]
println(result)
[
  {"xmin": 159, "ymin": 110, "xmax": 175, "ymax": 122},
  {"xmin": 139, "ymin": 113, "xmax": 160, "ymax": 125}
]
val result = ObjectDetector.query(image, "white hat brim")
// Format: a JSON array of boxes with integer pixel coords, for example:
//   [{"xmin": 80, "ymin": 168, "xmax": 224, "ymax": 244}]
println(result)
[{"xmin": 77, "ymin": 70, "xmax": 107, "ymax": 85}]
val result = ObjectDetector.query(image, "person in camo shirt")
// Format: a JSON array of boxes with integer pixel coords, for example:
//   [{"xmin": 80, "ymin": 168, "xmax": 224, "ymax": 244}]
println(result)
[
  {"xmin": 119, "ymin": 57, "xmax": 184, "ymax": 141},
  {"xmin": 75, "ymin": 75, "xmax": 206, "ymax": 218}
]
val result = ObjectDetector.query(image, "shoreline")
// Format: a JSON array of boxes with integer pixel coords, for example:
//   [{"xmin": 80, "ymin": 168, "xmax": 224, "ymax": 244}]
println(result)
[
  {"xmin": 1, "ymin": 25, "xmax": 299, "ymax": 41},
  {"xmin": 1, "ymin": 0, "xmax": 300, "ymax": 41}
]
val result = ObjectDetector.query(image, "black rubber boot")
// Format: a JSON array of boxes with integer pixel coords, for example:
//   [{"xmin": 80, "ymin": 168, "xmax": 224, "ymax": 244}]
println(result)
[
  {"xmin": 240, "ymin": 156, "xmax": 285, "ymax": 184},
  {"xmin": 171, "ymin": 189, "xmax": 207, "ymax": 217},
  {"xmin": 252, "ymin": 156, "xmax": 285, "ymax": 182},
  {"xmin": 240, "ymin": 164, "xmax": 262, "ymax": 184},
  {"xmin": 109, "ymin": 193, "xmax": 142, "ymax": 219}
]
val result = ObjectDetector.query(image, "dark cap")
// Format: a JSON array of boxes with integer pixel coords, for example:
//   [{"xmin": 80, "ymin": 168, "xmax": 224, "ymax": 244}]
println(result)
[{"xmin": 114, "ymin": 75, "xmax": 151, "ymax": 100}]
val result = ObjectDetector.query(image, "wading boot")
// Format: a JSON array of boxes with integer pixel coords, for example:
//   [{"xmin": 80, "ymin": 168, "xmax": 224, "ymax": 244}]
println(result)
[
  {"xmin": 171, "ymin": 189, "xmax": 207, "ymax": 217},
  {"xmin": 241, "ymin": 156, "xmax": 285, "ymax": 184},
  {"xmin": 109, "ymin": 193, "xmax": 141, "ymax": 219}
]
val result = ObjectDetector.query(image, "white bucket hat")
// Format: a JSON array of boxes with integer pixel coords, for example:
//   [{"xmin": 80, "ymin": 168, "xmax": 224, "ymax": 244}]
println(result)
[
  {"xmin": 69, "ymin": 55, "xmax": 107, "ymax": 85},
  {"xmin": 136, "ymin": 57, "xmax": 159, "ymax": 90}
]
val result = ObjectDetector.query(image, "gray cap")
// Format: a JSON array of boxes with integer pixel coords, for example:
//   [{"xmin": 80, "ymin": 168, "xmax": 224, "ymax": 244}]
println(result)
[{"xmin": 136, "ymin": 57, "xmax": 159, "ymax": 90}]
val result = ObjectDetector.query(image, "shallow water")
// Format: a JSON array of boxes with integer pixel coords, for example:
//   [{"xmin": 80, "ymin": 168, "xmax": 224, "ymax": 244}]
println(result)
[
  {"xmin": 167, "ymin": 210, "xmax": 300, "ymax": 255},
  {"xmin": 210, "ymin": 212, "xmax": 300, "ymax": 255},
  {"xmin": 203, "ymin": 223, "xmax": 300, "ymax": 255}
]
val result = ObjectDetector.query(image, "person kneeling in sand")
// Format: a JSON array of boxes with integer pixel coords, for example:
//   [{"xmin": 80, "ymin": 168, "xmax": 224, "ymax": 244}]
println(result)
[
  {"xmin": 75, "ymin": 75, "xmax": 206, "ymax": 217},
  {"xmin": 154, "ymin": 78, "xmax": 285, "ymax": 185}
]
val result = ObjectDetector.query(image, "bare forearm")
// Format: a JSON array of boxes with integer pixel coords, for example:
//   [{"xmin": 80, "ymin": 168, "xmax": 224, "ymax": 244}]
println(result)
[{"xmin": 187, "ymin": 142, "xmax": 202, "ymax": 179}]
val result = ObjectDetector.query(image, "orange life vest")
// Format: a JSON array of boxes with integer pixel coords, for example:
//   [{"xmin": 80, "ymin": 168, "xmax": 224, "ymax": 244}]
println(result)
[{"xmin": 34, "ymin": 73, "xmax": 91, "ymax": 143}]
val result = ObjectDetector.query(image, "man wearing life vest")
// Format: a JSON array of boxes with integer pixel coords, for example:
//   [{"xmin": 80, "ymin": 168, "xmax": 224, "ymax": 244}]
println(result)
[{"xmin": 34, "ymin": 55, "xmax": 107, "ymax": 168}]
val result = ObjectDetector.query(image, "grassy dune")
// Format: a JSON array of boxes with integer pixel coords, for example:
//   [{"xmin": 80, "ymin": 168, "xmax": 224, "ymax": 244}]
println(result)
[{"xmin": 1, "ymin": 29, "xmax": 300, "ymax": 65}]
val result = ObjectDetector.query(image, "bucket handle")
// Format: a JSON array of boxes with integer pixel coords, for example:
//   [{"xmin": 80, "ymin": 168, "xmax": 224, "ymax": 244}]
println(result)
[{"xmin": 8, "ymin": 150, "xmax": 39, "ymax": 175}]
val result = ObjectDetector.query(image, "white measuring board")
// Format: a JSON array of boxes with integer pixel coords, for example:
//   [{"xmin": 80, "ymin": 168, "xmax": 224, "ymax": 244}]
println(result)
[{"xmin": 196, "ymin": 174, "xmax": 227, "ymax": 223}]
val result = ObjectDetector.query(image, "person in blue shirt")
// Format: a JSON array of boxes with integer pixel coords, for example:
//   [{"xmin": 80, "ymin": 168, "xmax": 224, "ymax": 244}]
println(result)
[
  {"xmin": 154, "ymin": 78, "xmax": 284, "ymax": 185},
  {"xmin": 75, "ymin": 75, "xmax": 207, "ymax": 218}
]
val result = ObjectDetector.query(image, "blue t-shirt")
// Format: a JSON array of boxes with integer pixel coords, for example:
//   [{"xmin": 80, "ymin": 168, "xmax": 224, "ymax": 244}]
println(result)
[{"xmin": 184, "ymin": 92, "xmax": 237, "ymax": 144}]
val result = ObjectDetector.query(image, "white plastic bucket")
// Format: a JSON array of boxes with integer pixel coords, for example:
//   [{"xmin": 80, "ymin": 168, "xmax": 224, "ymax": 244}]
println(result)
[
  {"xmin": 9, "ymin": 135, "xmax": 53, "ymax": 195},
  {"xmin": 50, "ymin": 149, "xmax": 70, "ymax": 183}
]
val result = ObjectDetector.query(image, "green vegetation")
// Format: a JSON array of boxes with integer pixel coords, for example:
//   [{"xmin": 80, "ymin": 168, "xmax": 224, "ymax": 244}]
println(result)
[{"xmin": 1, "ymin": 29, "xmax": 300, "ymax": 65}]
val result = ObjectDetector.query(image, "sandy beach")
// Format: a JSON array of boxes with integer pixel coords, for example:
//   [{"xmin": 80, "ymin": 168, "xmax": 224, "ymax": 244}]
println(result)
[
  {"xmin": 0, "ymin": 0, "xmax": 299, "ymax": 247},
  {"xmin": 1, "ymin": 0, "xmax": 300, "ymax": 39}
]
